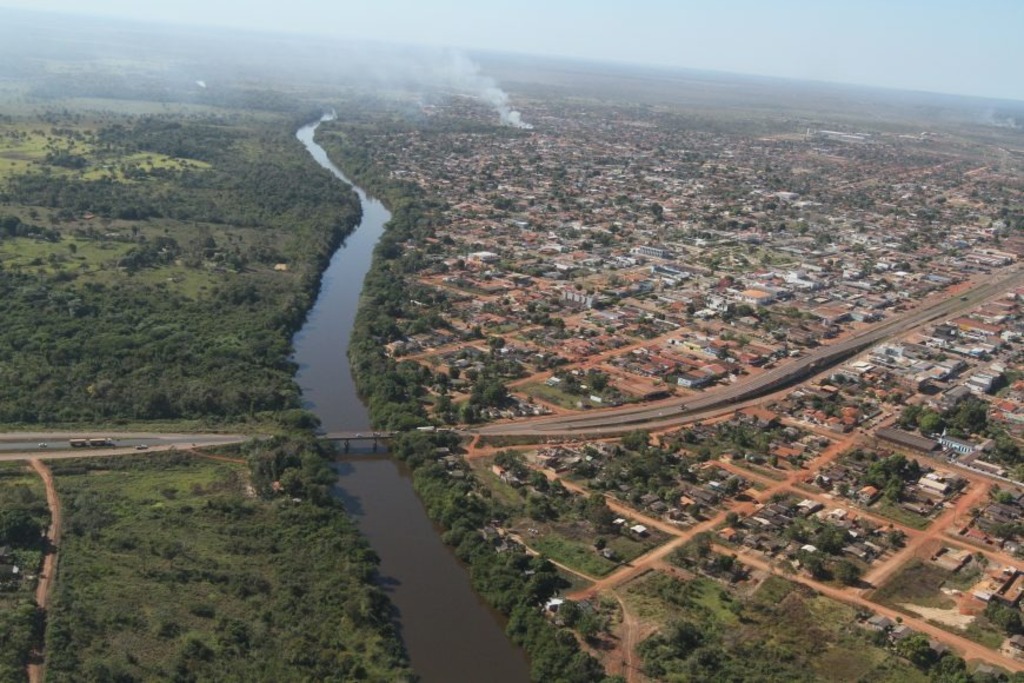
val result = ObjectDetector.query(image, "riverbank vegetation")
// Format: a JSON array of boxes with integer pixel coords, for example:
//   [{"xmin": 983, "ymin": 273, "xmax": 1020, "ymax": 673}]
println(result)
[
  {"xmin": 391, "ymin": 432, "xmax": 616, "ymax": 683},
  {"xmin": 44, "ymin": 446, "xmax": 411, "ymax": 682},
  {"xmin": 319, "ymin": 114, "xmax": 620, "ymax": 682}
]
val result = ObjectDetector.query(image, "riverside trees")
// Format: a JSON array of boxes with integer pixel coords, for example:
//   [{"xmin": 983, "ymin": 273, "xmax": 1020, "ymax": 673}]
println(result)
[{"xmin": 0, "ymin": 112, "xmax": 361, "ymax": 427}]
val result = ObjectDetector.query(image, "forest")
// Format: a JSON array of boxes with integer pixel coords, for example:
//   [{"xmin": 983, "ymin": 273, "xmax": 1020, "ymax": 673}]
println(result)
[
  {"xmin": 0, "ymin": 95, "xmax": 417, "ymax": 679},
  {"xmin": 0, "ymin": 110, "xmax": 360, "ymax": 427}
]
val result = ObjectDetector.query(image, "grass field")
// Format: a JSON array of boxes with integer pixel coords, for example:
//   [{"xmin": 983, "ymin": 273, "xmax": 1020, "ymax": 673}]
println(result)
[
  {"xmin": 518, "ymin": 381, "xmax": 590, "ymax": 410},
  {"xmin": 525, "ymin": 521, "xmax": 666, "ymax": 578},
  {"xmin": 625, "ymin": 571, "xmax": 928, "ymax": 682},
  {"xmin": 0, "ymin": 236, "xmax": 131, "ymax": 276},
  {"xmin": 871, "ymin": 559, "xmax": 1010, "ymax": 649},
  {"xmin": 532, "ymin": 534, "xmax": 619, "ymax": 577},
  {"xmin": 728, "ymin": 459, "xmax": 789, "ymax": 482},
  {"xmin": 44, "ymin": 452, "xmax": 409, "ymax": 681},
  {"xmin": 873, "ymin": 501, "xmax": 933, "ymax": 531},
  {"xmin": 0, "ymin": 119, "xmax": 211, "ymax": 182},
  {"xmin": 872, "ymin": 559, "xmax": 957, "ymax": 610}
]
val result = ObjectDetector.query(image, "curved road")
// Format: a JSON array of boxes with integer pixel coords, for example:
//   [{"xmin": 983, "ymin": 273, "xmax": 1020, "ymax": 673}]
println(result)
[{"xmin": 477, "ymin": 265, "xmax": 1024, "ymax": 437}]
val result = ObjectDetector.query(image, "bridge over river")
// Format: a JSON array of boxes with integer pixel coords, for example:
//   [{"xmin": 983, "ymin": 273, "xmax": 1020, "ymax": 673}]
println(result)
[{"xmin": 322, "ymin": 431, "xmax": 395, "ymax": 452}]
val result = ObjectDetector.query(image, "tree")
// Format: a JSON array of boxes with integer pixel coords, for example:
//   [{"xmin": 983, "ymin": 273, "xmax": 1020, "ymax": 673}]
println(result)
[
  {"xmin": 985, "ymin": 601, "xmax": 1024, "ymax": 635},
  {"xmin": 833, "ymin": 559, "xmax": 861, "ymax": 586},
  {"xmin": 621, "ymin": 430, "xmax": 650, "ymax": 453},
  {"xmin": 899, "ymin": 405, "xmax": 923, "ymax": 429},
  {"xmin": 690, "ymin": 532, "xmax": 713, "ymax": 559},
  {"xmin": 896, "ymin": 633, "xmax": 936, "ymax": 669},
  {"xmin": 798, "ymin": 550, "xmax": 827, "ymax": 579},
  {"xmin": 947, "ymin": 398, "xmax": 988, "ymax": 436},
  {"xmin": 887, "ymin": 529, "xmax": 906, "ymax": 548},
  {"xmin": 585, "ymin": 494, "xmax": 617, "ymax": 534},
  {"xmin": 918, "ymin": 411, "xmax": 945, "ymax": 436},
  {"xmin": 930, "ymin": 653, "xmax": 971, "ymax": 683},
  {"xmin": 559, "ymin": 600, "xmax": 582, "ymax": 628},
  {"xmin": 0, "ymin": 510, "xmax": 43, "ymax": 547}
]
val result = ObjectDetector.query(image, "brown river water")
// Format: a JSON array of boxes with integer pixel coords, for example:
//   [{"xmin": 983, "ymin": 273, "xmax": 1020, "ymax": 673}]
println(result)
[{"xmin": 293, "ymin": 116, "xmax": 530, "ymax": 683}]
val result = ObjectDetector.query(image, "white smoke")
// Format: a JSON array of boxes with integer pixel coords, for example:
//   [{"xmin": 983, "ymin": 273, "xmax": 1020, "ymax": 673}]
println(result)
[
  {"xmin": 308, "ymin": 43, "xmax": 533, "ymax": 129},
  {"xmin": 412, "ymin": 50, "xmax": 532, "ymax": 129},
  {"xmin": 195, "ymin": 80, "xmax": 207, "ymax": 89}
]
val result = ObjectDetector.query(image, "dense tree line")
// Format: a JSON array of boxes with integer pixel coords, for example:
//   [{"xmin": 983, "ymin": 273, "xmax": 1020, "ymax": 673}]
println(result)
[{"xmin": 0, "ymin": 470, "xmax": 49, "ymax": 681}]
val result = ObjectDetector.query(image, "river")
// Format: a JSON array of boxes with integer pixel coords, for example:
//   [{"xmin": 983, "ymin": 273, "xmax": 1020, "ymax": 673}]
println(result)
[{"xmin": 293, "ymin": 116, "xmax": 530, "ymax": 683}]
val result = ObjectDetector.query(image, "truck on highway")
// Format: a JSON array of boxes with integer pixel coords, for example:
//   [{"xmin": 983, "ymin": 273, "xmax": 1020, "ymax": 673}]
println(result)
[{"xmin": 69, "ymin": 437, "xmax": 114, "ymax": 448}]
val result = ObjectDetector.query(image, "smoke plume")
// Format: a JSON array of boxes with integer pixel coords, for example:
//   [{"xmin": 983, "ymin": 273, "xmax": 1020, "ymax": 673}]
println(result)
[{"xmin": 431, "ymin": 50, "xmax": 532, "ymax": 128}]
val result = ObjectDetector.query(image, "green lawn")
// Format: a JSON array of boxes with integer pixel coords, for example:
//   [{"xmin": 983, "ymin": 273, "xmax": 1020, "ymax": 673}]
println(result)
[{"xmin": 532, "ymin": 534, "xmax": 618, "ymax": 577}]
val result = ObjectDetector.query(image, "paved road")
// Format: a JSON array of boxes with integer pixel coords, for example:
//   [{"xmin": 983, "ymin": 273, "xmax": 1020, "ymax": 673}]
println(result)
[
  {"xmin": 0, "ymin": 432, "xmax": 249, "ymax": 461},
  {"xmin": 476, "ymin": 265, "xmax": 1024, "ymax": 437}
]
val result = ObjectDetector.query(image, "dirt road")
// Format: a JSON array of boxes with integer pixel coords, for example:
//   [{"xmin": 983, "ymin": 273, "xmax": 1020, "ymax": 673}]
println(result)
[
  {"xmin": 612, "ymin": 590, "xmax": 643, "ymax": 683},
  {"xmin": 863, "ymin": 480, "xmax": 990, "ymax": 588},
  {"xmin": 27, "ymin": 458, "xmax": 61, "ymax": 683}
]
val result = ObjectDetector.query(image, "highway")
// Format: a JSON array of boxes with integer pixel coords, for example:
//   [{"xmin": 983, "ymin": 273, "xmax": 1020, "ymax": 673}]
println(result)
[
  {"xmin": 476, "ymin": 264, "xmax": 1024, "ymax": 437},
  {"xmin": 0, "ymin": 432, "xmax": 249, "ymax": 461}
]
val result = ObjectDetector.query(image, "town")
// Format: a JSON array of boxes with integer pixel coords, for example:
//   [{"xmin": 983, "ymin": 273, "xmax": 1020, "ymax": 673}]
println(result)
[{"xmin": 321, "ymin": 89, "xmax": 1024, "ymax": 680}]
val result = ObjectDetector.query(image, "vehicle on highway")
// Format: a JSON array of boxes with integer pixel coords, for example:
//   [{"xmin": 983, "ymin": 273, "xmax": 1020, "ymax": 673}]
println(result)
[
  {"xmin": 136, "ymin": 444, "xmax": 149, "ymax": 450},
  {"xmin": 70, "ymin": 437, "xmax": 114, "ymax": 447},
  {"xmin": 38, "ymin": 443, "xmax": 47, "ymax": 448}
]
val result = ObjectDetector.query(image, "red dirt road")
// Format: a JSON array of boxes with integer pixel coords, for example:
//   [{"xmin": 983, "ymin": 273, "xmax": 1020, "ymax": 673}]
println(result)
[{"xmin": 27, "ymin": 458, "xmax": 61, "ymax": 683}]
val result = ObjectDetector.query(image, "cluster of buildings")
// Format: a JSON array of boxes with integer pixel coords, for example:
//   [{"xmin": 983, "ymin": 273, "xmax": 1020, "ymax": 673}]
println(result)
[
  {"xmin": 353, "ymin": 93, "xmax": 1022, "ymax": 434},
  {"xmin": 813, "ymin": 448, "xmax": 966, "ymax": 520},
  {"xmin": 350, "ymin": 91, "xmax": 1024, "ymax": 665},
  {"xmin": 723, "ymin": 494, "xmax": 897, "ymax": 567}
]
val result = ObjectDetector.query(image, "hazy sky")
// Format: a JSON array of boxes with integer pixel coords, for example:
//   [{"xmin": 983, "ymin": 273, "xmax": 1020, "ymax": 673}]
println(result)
[{"xmin": 2, "ymin": 0, "xmax": 1021, "ymax": 101}]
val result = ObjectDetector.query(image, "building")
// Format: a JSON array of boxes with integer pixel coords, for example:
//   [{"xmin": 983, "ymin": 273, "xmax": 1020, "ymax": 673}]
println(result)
[
  {"xmin": 468, "ymin": 250, "xmax": 500, "ymax": 263},
  {"xmin": 738, "ymin": 288, "xmax": 775, "ymax": 306},
  {"xmin": 631, "ymin": 245, "xmax": 671, "ymax": 259},
  {"xmin": 876, "ymin": 427, "xmax": 938, "ymax": 453},
  {"xmin": 938, "ymin": 434, "xmax": 978, "ymax": 455},
  {"xmin": 561, "ymin": 289, "xmax": 595, "ymax": 309}
]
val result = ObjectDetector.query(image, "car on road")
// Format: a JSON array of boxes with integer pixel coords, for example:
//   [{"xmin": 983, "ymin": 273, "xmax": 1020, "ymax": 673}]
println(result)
[
  {"xmin": 135, "ymin": 444, "xmax": 149, "ymax": 450},
  {"xmin": 38, "ymin": 443, "xmax": 47, "ymax": 448}
]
